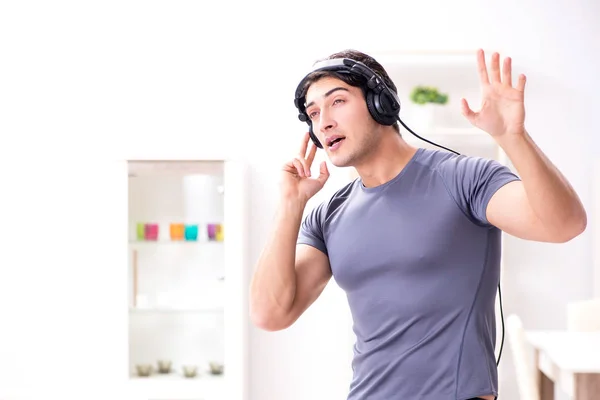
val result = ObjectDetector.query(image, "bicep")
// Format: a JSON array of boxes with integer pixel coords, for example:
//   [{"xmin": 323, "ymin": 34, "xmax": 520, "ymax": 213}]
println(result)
[
  {"xmin": 486, "ymin": 180, "xmax": 553, "ymax": 242},
  {"xmin": 283, "ymin": 244, "xmax": 332, "ymax": 327}
]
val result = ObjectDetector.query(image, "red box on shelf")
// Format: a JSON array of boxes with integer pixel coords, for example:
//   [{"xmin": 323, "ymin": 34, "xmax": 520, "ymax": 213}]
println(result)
[{"xmin": 144, "ymin": 223, "xmax": 159, "ymax": 240}]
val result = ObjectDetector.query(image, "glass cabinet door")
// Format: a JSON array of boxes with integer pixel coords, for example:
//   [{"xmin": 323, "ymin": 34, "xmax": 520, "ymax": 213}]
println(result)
[{"xmin": 127, "ymin": 159, "xmax": 233, "ymax": 399}]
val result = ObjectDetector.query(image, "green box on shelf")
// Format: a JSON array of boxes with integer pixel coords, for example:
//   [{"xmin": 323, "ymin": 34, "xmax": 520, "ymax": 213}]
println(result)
[{"xmin": 136, "ymin": 223, "xmax": 145, "ymax": 240}]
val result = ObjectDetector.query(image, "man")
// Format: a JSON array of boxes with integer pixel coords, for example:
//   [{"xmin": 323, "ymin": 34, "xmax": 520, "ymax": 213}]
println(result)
[{"xmin": 249, "ymin": 49, "xmax": 587, "ymax": 400}]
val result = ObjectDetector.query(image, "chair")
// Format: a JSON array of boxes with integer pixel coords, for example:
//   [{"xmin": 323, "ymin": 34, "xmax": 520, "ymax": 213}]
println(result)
[
  {"xmin": 567, "ymin": 298, "xmax": 600, "ymax": 332},
  {"xmin": 506, "ymin": 314, "xmax": 541, "ymax": 400}
]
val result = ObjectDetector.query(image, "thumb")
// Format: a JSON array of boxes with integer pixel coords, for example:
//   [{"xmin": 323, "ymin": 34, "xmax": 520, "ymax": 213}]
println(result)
[
  {"xmin": 460, "ymin": 98, "xmax": 477, "ymax": 124},
  {"xmin": 317, "ymin": 161, "xmax": 330, "ymax": 185}
]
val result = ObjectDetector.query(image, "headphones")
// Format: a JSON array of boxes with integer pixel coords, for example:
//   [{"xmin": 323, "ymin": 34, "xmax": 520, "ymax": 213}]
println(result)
[
  {"xmin": 294, "ymin": 58, "xmax": 402, "ymax": 148},
  {"xmin": 292, "ymin": 56, "xmax": 507, "ymax": 368}
]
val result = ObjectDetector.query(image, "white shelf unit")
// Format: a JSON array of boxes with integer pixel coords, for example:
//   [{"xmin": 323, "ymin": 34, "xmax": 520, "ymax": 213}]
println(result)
[
  {"xmin": 351, "ymin": 49, "xmax": 513, "ymax": 375},
  {"xmin": 128, "ymin": 373, "xmax": 225, "ymax": 400},
  {"xmin": 126, "ymin": 159, "xmax": 248, "ymax": 400},
  {"xmin": 129, "ymin": 307, "xmax": 225, "ymax": 313}
]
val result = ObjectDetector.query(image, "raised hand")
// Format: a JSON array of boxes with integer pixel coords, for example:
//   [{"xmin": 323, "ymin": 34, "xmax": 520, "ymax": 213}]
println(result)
[
  {"xmin": 280, "ymin": 132, "xmax": 330, "ymax": 204},
  {"xmin": 461, "ymin": 49, "xmax": 527, "ymax": 138}
]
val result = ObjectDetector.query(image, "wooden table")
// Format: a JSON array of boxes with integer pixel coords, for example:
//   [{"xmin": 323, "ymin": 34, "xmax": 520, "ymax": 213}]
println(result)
[{"xmin": 525, "ymin": 331, "xmax": 600, "ymax": 400}]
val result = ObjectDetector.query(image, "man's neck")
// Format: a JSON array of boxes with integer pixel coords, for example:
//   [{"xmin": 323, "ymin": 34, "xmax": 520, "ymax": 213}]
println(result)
[{"xmin": 355, "ymin": 134, "xmax": 419, "ymax": 188}]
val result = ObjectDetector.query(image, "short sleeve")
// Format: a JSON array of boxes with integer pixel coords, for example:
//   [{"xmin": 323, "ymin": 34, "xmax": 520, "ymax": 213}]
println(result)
[
  {"xmin": 439, "ymin": 155, "xmax": 521, "ymax": 227},
  {"xmin": 297, "ymin": 201, "xmax": 328, "ymax": 255}
]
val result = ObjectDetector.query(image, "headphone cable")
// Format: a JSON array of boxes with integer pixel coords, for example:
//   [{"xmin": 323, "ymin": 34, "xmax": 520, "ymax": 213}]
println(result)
[{"xmin": 396, "ymin": 115, "xmax": 505, "ymax": 367}]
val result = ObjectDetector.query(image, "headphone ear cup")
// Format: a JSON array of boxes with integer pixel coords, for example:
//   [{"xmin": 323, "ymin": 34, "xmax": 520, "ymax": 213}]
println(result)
[
  {"xmin": 377, "ymin": 91, "xmax": 400, "ymax": 126},
  {"xmin": 367, "ymin": 90, "xmax": 399, "ymax": 126},
  {"xmin": 365, "ymin": 91, "xmax": 386, "ymax": 125},
  {"xmin": 379, "ymin": 90, "xmax": 401, "ymax": 125}
]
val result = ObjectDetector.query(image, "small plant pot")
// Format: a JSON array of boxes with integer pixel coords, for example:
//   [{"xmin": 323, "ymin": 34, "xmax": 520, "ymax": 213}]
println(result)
[
  {"xmin": 182, "ymin": 365, "xmax": 198, "ymax": 378},
  {"xmin": 157, "ymin": 359, "xmax": 172, "ymax": 374},
  {"xmin": 209, "ymin": 362, "xmax": 224, "ymax": 375},
  {"xmin": 135, "ymin": 364, "xmax": 153, "ymax": 377}
]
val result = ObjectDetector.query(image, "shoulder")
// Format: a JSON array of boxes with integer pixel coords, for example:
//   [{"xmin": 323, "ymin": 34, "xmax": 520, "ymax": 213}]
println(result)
[
  {"xmin": 299, "ymin": 178, "xmax": 359, "ymax": 247},
  {"xmin": 418, "ymin": 148, "xmax": 509, "ymax": 181},
  {"xmin": 414, "ymin": 147, "xmax": 458, "ymax": 167},
  {"xmin": 309, "ymin": 178, "xmax": 359, "ymax": 221},
  {"xmin": 409, "ymin": 147, "xmax": 467, "ymax": 177},
  {"xmin": 418, "ymin": 148, "xmax": 520, "ymax": 226}
]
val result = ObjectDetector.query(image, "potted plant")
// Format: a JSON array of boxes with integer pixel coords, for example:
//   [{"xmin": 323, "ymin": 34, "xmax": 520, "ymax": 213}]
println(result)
[
  {"xmin": 410, "ymin": 85, "xmax": 449, "ymax": 105},
  {"xmin": 409, "ymin": 85, "xmax": 449, "ymax": 130}
]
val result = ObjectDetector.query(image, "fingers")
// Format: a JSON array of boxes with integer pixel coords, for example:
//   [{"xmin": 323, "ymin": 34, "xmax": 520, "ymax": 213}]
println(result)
[
  {"xmin": 316, "ymin": 161, "xmax": 330, "ymax": 185},
  {"xmin": 305, "ymin": 140, "xmax": 317, "ymax": 168},
  {"xmin": 290, "ymin": 132, "xmax": 321, "ymax": 178},
  {"xmin": 293, "ymin": 131, "xmax": 318, "ymax": 177},
  {"xmin": 502, "ymin": 56, "xmax": 512, "ymax": 87},
  {"xmin": 517, "ymin": 73, "xmax": 527, "ymax": 92},
  {"xmin": 480, "ymin": 50, "xmax": 525, "ymax": 91},
  {"xmin": 292, "ymin": 157, "xmax": 310, "ymax": 178},
  {"xmin": 298, "ymin": 131, "xmax": 310, "ymax": 158},
  {"xmin": 477, "ymin": 49, "xmax": 489, "ymax": 85},
  {"xmin": 460, "ymin": 98, "xmax": 477, "ymax": 123},
  {"xmin": 490, "ymin": 52, "xmax": 501, "ymax": 83}
]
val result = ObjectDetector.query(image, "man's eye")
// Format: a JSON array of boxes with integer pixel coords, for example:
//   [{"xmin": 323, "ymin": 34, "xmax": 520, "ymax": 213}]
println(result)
[
  {"xmin": 333, "ymin": 99, "xmax": 344, "ymax": 105},
  {"xmin": 308, "ymin": 111, "xmax": 319, "ymax": 119}
]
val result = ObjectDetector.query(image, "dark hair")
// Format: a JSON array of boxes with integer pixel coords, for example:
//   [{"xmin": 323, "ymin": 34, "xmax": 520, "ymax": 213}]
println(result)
[{"xmin": 301, "ymin": 49, "xmax": 400, "ymax": 134}]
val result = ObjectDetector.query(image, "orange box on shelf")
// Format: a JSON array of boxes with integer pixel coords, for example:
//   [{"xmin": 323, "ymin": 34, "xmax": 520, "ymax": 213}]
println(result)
[{"xmin": 169, "ymin": 223, "xmax": 185, "ymax": 240}]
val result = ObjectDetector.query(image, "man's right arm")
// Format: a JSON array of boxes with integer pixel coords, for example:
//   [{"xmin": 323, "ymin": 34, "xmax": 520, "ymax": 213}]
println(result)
[{"xmin": 249, "ymin": 198, "xmax": 332, "ymax": 332}]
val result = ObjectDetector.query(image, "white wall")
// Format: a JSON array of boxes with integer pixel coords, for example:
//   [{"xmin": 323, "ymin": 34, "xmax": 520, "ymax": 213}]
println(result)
[
  {"xmin": 1, "ymin": 1, "xmax": 598, "ymax": 399},
  {"xmin": 242, "ymin": 2, "xmax": 600, "ymax": 400},
  {"xmin": 595, "ymin": 160, "xmax": 600, "ymax": 298}
]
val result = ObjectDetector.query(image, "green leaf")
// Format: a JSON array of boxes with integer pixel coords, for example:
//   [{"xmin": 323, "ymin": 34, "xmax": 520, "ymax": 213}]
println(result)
[{"xmin": 409, "ymin": 85, "xmax": 449, "ymax": 105}]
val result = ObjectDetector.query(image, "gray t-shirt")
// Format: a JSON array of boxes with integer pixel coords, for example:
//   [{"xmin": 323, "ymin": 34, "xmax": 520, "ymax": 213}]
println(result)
[{"xmin": 297, "ymin": 147, "xmax": 520, "ymax": 400}]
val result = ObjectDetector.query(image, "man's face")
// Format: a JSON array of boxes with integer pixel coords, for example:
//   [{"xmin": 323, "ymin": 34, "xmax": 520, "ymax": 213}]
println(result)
[{"xmin": 304, "ymin": 76, "xmax": 381, "ymax": 167}]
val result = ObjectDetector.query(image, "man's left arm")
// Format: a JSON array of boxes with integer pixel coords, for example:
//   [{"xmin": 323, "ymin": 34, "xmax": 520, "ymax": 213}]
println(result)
[
  {"xmin": 461, "ymin": 49, "xmax": 587, "ymax": 243},
  {"xmin": 486, "ymin": 131, "xmax": 586, "ymax": 243}
]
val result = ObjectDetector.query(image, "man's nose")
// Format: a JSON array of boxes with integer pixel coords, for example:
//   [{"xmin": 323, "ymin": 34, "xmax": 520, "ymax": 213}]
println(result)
[{"xmin": 318, "ymin": 110, "xmax": 335, "ymax": 133}]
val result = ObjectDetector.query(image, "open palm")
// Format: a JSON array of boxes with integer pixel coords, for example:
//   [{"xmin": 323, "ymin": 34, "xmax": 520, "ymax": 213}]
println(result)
[{"xmin": 461, "ymin": 50, "xmax": 527, "ymax": 138}]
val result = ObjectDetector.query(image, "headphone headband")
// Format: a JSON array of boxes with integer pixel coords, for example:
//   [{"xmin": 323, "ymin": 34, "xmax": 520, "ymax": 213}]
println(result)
[
  {"xmin": 294, "ymin": 58, "xmax": 381, "ymax": 108},
  {"xmin": 293, "ymin": 57, "xmax": 401, "ymax": 148},
  {"xmin": 294, "ymin": 59, "xmax": 358, "ymax": 101}
]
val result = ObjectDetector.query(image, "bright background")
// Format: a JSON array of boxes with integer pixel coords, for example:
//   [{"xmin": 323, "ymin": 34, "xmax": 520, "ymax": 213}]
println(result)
[{"xmin": 1, "ymin": 0, "xmax": 599, "ymax": 399}]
